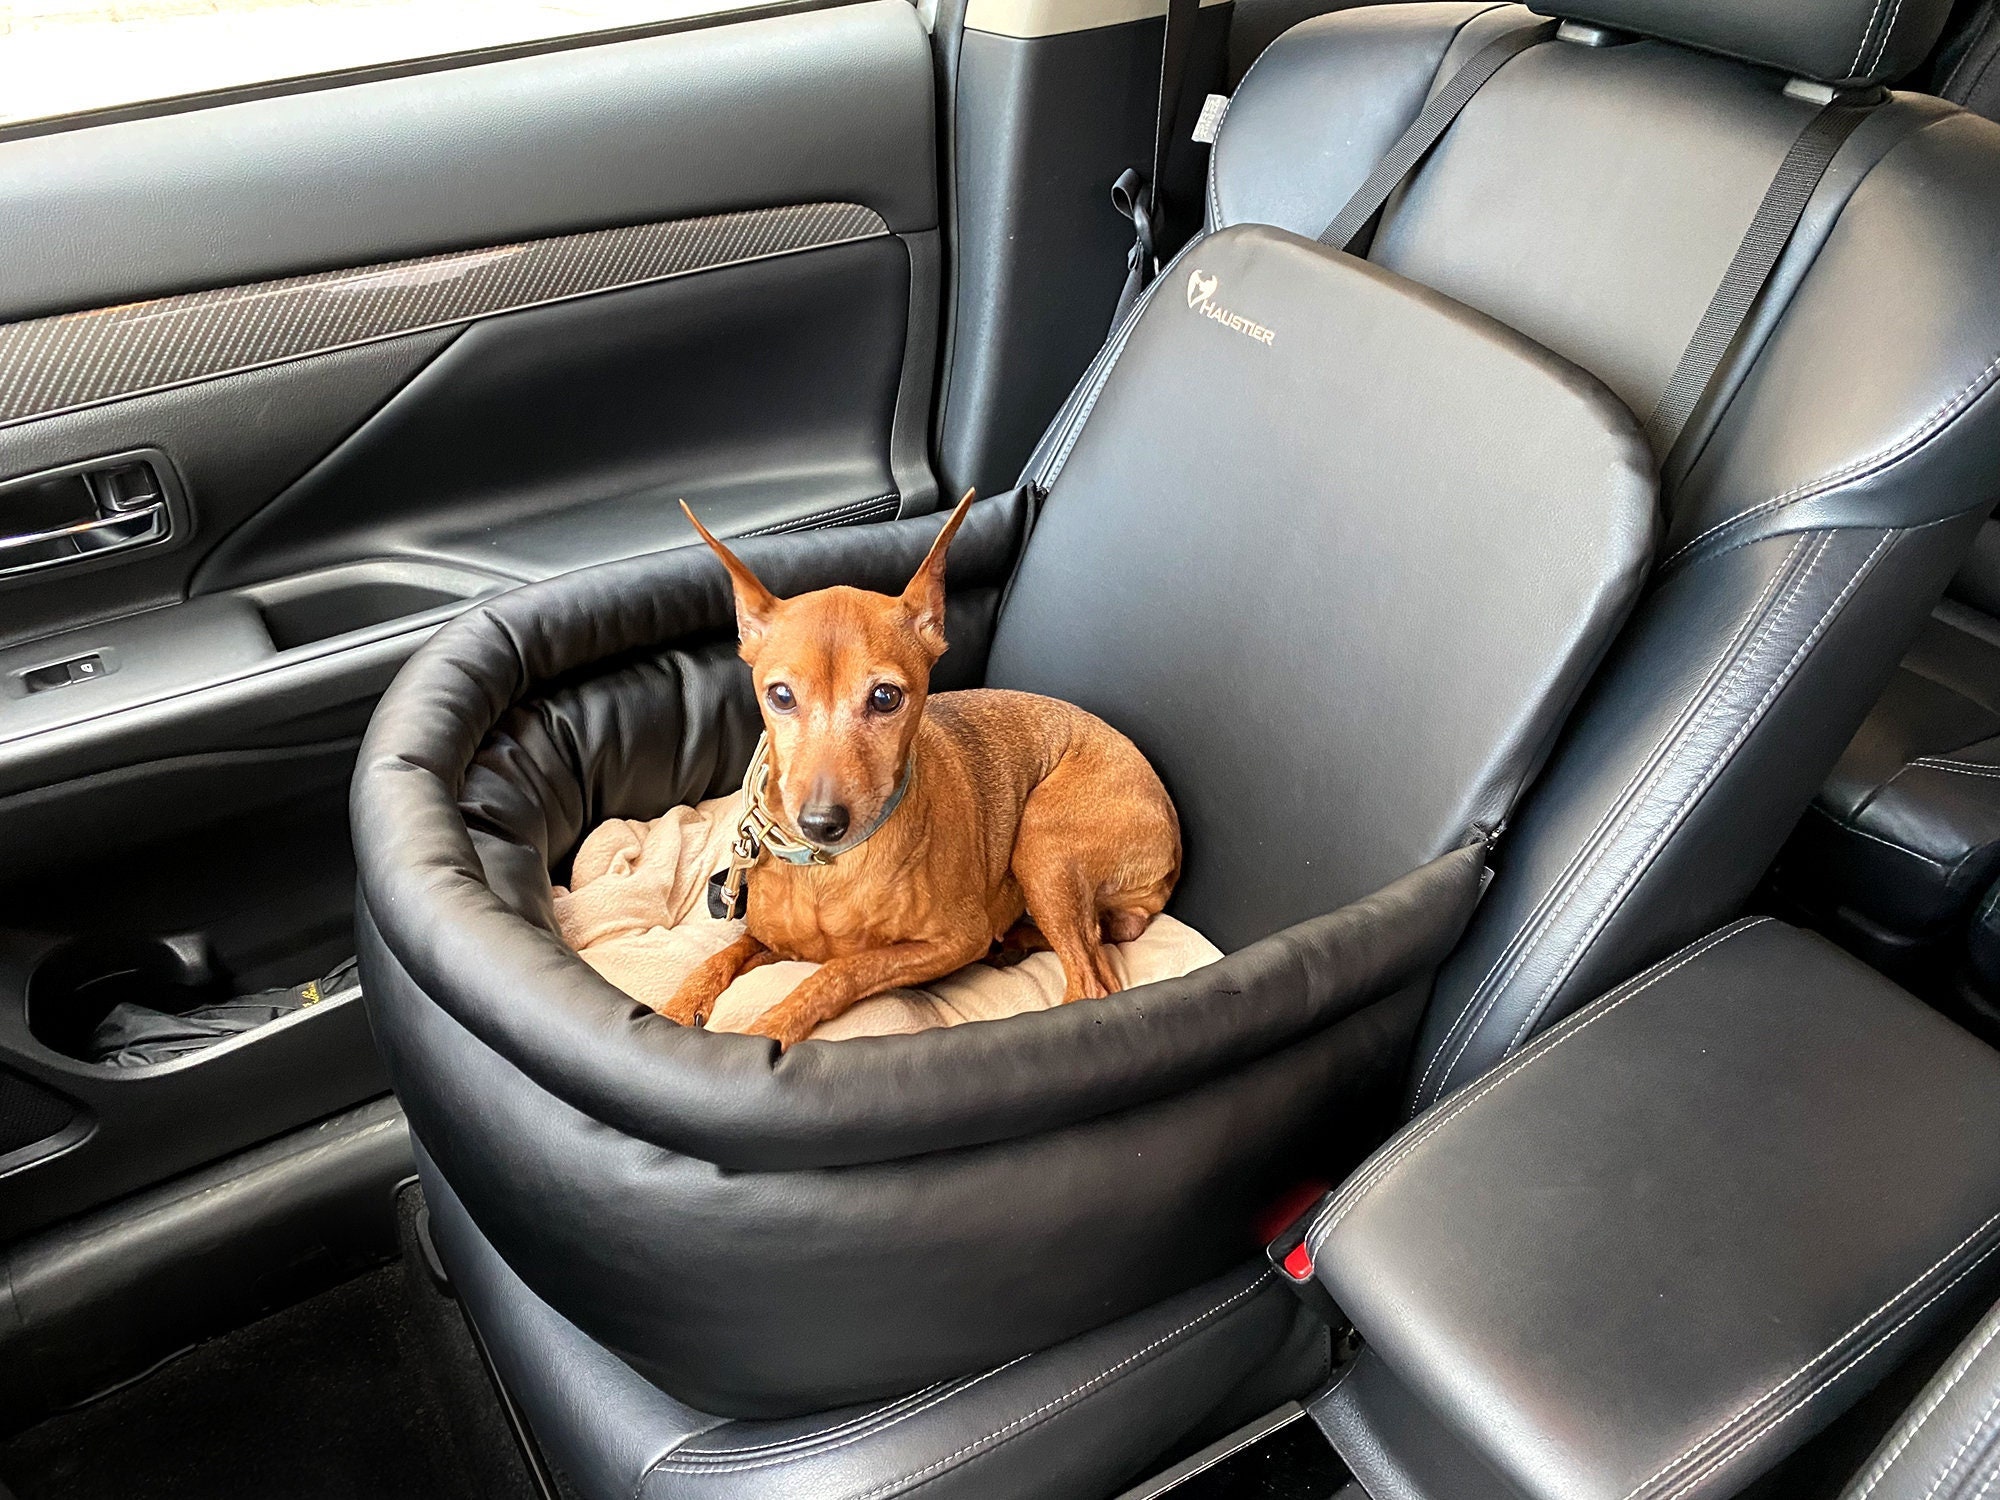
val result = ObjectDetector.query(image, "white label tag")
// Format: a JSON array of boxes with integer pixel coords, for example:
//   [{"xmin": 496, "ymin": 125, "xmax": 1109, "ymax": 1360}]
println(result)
[{"xmin": 1192, "ymin": 93, "xmax": 1231, "ymax": 145}]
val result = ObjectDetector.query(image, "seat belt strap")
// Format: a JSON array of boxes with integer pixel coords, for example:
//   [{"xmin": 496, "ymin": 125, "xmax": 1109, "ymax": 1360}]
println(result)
[
  {"xmin": 1318, "ymin": 18, "xmax": 1559, "ymax": 253},
  {"xmin": 1111, "ymin": 0, "xmax": 1203, "ymax": 328},
  {"xmin": 1648, "ymin": 97, "xmax": 1873, "ymax": 465}
]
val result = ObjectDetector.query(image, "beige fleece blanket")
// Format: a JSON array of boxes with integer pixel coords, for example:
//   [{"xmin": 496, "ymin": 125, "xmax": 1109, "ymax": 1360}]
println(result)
[{"xmin": 553, "ymin": 795, "xmax": 1220, "ymax": 1042}]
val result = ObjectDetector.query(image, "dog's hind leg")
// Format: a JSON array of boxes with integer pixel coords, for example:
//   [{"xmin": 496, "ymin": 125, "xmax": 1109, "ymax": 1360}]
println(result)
[
  {"xmin": 1011, "ymin": 850, "xmax": 1120, "ymax": 1003},
  {"xmin": 1012, "ymin": 748, "xmax": 1176, "ymax": 1003}
]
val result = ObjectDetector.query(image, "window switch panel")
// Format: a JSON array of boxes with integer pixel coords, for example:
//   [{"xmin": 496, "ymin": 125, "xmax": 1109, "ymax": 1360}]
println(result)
[{"xmin": 18, "ymin": 653, "xmax": 111, "ymax": 693}]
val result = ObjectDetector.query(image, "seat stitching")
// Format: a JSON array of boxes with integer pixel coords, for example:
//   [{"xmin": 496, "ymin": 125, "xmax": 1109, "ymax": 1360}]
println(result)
[
  {"xmin": 1648, "ymin": 1243, "xmax": 2000, "ymax": 1500},
  {"xmin": 1954, "ymin": 43, "xmax": 2000, "ymax": 114},
  {"xmin": 677, "ymin": 1376, "xmax": 981, "ymax": 1459},
  {"xmin": 1912, "ymin": 1389, "xmax": 2000, "ymax": 1500},
  {"xmin": 1501, "ymin": 529, "xmax": 1894, "ymax": 1051},
  {"xmin": 1208, "ymin": 129, "xmax": 1224, "ymax": 227},
  {"xmin": 842, "ymin": 1272, "xmax": 1274, "ymax": 1500},
  {"xmin": 1966, "ymin": 1452, "xmax": 2000, "ymax": 1500},
  {"xmin": 646, "ymin": 1274, "xmax": 1272, "ymax": 1485},
  {"xmin": 1809, "ymin": 800, "xmax": 1961, "ymax": 868},
  {"xmin": 1848, "ymin": 1309, "xmax": 2000, "ymax": 1500},
  {"xmin": 652, "ymin": 1357, "xmax": 1034, "ymax": 1471},
  {"xmin": 1654, "ymin": 1245, "xmax": 2000, "ymax": 1500},
  {"xmin": 1942, "ymin": 7, "xmax": 1997, "ymax": 96},
  {"xmin": 1040, "ymin": 238, "xmax": 1199, "ymax": 487},
  {"xmin": 1662, "ymin": 348, "xmax": 2000, "ymax": 572},
  {"xmin": 1853, "ymin": 0, "xmax": 1895, "ymax": 76},
  {"xmin": 1912, "ymin": 758, "xmax": 2000, "ymax": 778},
  {"xmin": 1408, "ymin": 537, "xmax": 1805, "ymax": 1107},
  {"xmin": 1416, "ymin": 531, "xmax": 1822, "ymax": 1103},
  {"xmin": 1424, "ymin": 536, "xmax": 1816, "ymax": 1096},
  {"xmin": 1871, "ymin": 0, "xmax": 1908, "ymax": 74},
  {"xmin": 1303, "ymin": 919, "xmax": 1767, "ymax": 1256},
  {"xmin": 740, "ymin": 496, "xmax": 904, "ymax": 536},
  {"xmin": 1632, "ymin": 1224, "xmax": 2000, "ymax": 1500}
]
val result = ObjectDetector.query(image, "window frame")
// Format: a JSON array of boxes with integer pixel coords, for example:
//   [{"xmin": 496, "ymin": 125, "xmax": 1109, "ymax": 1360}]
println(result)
[{"xmin": 0, "ymin": 0, "xmax": 871, "ymax": 145}]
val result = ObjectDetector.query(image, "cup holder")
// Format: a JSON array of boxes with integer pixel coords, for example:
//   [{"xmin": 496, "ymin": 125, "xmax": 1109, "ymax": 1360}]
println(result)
[{"xmin": 26, "ymin": 934, "xmax": 227, "ymax": 1061}]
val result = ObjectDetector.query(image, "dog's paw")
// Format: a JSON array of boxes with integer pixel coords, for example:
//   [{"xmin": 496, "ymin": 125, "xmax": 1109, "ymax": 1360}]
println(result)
[{"xmin": 742, "ymin": 1009, "xmax": 812, "ymax": 1050}]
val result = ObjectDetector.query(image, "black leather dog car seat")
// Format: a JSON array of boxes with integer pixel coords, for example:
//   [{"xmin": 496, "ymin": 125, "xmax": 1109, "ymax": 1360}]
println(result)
[
  {"xmin": 354, "ymin": 224, "xmax": 1654, "ymax": 1417},
  {"xmin": 352, "ymin": 0, "xmax": 2000, "ymax": 1490}
]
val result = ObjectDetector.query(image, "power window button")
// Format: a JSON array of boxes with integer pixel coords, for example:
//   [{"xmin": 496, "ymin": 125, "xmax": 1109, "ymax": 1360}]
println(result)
[{"xmin": 19, "ymin": 653, "xmax": 109, "ymax": 693}]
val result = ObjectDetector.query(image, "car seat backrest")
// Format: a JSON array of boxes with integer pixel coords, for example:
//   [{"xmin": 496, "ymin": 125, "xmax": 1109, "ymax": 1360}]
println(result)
[
  {"xmin": 1176, "ymin": 0, "xmax": 2000, "ymax": 1106},
  {"xmin": 986, "ymin": 226, "xmax": 1656, "ymax": 953},
  {"xmin": 1935, "ymin": 0, "xmax": 2000, "ymax": 120}
]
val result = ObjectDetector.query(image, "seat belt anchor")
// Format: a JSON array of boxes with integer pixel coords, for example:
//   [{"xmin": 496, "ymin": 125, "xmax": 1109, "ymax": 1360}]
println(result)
[{"xmin": 1112, "ymin": 166, "xmax": 1157, "ymax": 280}]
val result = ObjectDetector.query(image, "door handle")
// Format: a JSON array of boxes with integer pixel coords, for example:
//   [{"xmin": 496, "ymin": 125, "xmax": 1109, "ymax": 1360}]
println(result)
[
  {"xmin": 0, "ymin": 451, "xmax": 177, "ymax": 580},
  {"xmin": 0, "ymin": 503, "xmax": 168, "ymax": 573}
]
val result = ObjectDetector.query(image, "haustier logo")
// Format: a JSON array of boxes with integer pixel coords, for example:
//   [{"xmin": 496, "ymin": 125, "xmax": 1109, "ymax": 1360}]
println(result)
[{"xmin": 1184, "ymin": 269, "xmax": 1275, "ymax": 346}]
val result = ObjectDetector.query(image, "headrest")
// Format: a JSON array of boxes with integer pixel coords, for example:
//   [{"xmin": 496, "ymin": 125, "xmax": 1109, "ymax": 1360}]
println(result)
[{"xmin": 1535, "ymin": 0, "xmax": 1953, "ymax": 85}]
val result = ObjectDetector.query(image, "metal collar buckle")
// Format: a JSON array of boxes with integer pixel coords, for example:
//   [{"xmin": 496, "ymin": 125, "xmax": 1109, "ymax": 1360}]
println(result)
[{"xmin": 710, "ymin": 733, "xmax": 915, "ymax": 919}]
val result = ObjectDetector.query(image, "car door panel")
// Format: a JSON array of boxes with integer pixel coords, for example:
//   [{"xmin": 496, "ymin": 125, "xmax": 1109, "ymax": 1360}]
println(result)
[
  {"xmin": 0, "ymin": 1, "xmax": 936, "ymax": 323},
  {"xmin": 191, "ymin": 226, "xmax": 914, "ymax": 590},
  {"xmin": 0, "ymin": 0, "xmax": 940, "ymax": 1239}
]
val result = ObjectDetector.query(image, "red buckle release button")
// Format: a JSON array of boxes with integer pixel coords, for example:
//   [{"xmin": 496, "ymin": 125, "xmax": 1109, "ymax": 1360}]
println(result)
[{"xmin": 1282, "ymin": 1241, "xmax": 1313, "ymax": 1281}]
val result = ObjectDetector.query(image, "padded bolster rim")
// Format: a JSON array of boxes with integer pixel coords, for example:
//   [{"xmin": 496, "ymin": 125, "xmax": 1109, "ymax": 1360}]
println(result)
[{"xmin": 352, "ymin": 496, "xmax": 1485, "ymax": 1170}]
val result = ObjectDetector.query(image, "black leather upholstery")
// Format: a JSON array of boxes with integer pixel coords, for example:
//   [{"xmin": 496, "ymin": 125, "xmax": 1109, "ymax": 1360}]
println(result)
[
  {"xmin": 992, "ymin": 224, "xmax": 1654, "ymax": 952},
  {"xmin": 1309, "ymin": 918, "xmax": 2000, "ymax": 1500},
  {"xmin": 1935, "ymin": 2, "xmax": 2000, "ymax": 121},
  {"xmin": 1842, "ymin": 1291, "xmax": 2000, "ymax": 1500},
  {"xmin": 420, "ymin": 1147, "xmax": 1330, "ymax": 1500},
  {"xmin": 1971, "ymin": 870, "xmax": 2000, "ymax": 998},
  {"xmin": 1211, "ymin": 3, "xmax": 2000, "ymax": 1109},
  {"xmin": 354, "ymin": 487, "xmax": 1494, "ymax": 1415},
  {"xmin": 1757, "ymin": 9, "xmax": 2000, "ymax": 996},
  {"xmin": 1531, "ymin": 0, "xmax": 1953, "ymax": 85},
  {"xmin": 355, "ymin": 203, "xmax": 1654, "ymax": 1413},
  {"xmin": 1787, "ymin": 593, "xmax": 2000, "ymax": 941},
  {"xmin": 350, "ymin": 0, "xmax": 2000, "ymax": 1491}
]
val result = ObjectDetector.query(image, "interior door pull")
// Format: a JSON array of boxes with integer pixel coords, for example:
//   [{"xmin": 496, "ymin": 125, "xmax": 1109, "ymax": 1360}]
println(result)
[
  {"xmin": 0, "ymin": 503, "xmax": 168, "ymax": 573},
  {"xmin": 0, "ymin": 453, "xmax": 175, "ymax": 579}
]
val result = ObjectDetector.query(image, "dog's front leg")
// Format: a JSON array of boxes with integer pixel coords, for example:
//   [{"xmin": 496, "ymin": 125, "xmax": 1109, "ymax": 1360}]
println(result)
[
  {"xmin": 744, "ymin": 936, "xmax": 985, "ymax": 1051},
  {"xmin": 660, "ymin": 933, "xmax": 773, "ymax": 1026}
]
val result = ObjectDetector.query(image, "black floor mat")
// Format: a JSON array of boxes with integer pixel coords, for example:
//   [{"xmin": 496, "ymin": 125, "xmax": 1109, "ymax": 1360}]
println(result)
[{"xmin": 0, "ymin": 1247, "xmax": 538, "ymax": 1500}]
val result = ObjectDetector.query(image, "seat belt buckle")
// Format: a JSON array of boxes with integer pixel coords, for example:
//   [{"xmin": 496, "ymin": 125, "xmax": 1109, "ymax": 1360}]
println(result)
[{"xmin": 1264, "ymin": 1192, "xmax": 1346, "ymax": 1328}]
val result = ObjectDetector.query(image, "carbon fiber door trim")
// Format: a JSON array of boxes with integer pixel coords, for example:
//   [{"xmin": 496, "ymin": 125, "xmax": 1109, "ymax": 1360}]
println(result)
[{"xmin": 0, "ymin": 202, "xmax": 887, "ymax": 427}]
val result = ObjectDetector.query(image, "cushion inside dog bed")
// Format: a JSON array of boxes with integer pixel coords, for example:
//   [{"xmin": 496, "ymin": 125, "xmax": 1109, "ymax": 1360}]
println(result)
[{"xmin": 554, "ymin": 796, "xmax": 1223, "ymax": 1041}]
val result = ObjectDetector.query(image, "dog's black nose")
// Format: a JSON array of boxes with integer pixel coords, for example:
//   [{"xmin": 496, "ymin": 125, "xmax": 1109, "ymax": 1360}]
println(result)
[{"xmin": 798, "ymin": 804, "xmax": 850, "ymax": 844}]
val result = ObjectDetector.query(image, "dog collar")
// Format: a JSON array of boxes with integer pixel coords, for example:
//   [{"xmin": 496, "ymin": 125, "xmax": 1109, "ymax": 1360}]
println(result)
[{"xmin": 710, "ymin": 734, "xmax": 915, "ymax": 918}]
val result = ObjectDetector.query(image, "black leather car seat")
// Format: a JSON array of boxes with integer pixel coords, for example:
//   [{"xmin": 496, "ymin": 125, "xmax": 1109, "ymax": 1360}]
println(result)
[
  {"xmin": 1775, "ymin": 532, "xmax": 2000, "ymax": 977},
  {"xmin": 1766, "ymin": 1, "xmax": 2000, "ymax": 1018},
  {"xmin": 1219, "ymin": 0, "xmax": 2000, "ymax": 1114},
  {"xmin": 350, "ymin": 0, "xmax": 2000, "ymax": 1494},
  {"xmin": 1838, "ymin": 1288, "xmax": 2000, "ymax": 1500}
]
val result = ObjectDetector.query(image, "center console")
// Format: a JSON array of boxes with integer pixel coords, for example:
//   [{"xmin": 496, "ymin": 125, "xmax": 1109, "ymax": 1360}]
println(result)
[{"xmin": 1284, "ymin": 917, "xmax": 2000, "ymax": 1500}]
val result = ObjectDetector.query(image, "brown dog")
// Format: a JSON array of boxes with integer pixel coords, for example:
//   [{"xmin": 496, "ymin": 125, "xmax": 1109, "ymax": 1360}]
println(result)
[{"xmin": 662, "ymin": 490, "xmax": 1182, "ymax": 1049}]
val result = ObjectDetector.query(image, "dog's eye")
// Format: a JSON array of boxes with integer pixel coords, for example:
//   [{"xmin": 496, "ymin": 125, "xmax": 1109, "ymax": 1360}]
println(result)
[
  {"xmin": 765, "ymin": 683, "xmax": 796, "ymax": 713},
  {"xmin": 868, "ymin": 684, "xmax": 904, "ymax": 714}
]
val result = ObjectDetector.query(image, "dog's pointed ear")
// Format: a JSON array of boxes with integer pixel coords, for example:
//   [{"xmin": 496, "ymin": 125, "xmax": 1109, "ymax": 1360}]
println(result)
[
  {"xmin": 901, "ymin": 489, "xmax": 976, "ymax": 656},
  {"xmin": 682, "ymin": 500, "xmax": 779, "ymax": 652}
]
